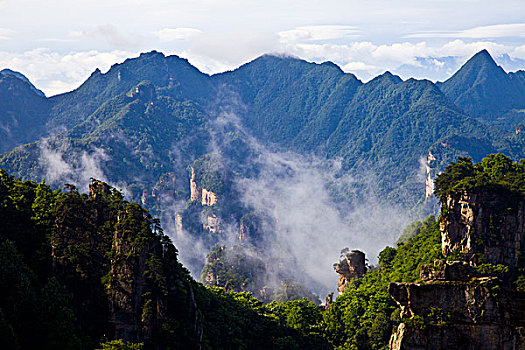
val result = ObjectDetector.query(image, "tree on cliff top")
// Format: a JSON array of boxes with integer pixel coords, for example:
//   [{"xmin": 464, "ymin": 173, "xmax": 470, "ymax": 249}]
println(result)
[{"xmin": 434, "ymin": 153, "xmax": 525, "ymax": 200}]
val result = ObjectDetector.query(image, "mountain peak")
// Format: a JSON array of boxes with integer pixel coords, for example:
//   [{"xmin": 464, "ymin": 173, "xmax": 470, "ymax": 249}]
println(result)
[
  {"xmin": 441, "ymin": 49, "xmax": 506, "ymax": 91},
  {"xmin": 0, "ymin": 68, "xmax": 46, "ymax": 97},
  {"xmin": 370, "ymin": 71, "xmax": 402, "ymax": 85},
  {"xmin": 439, "ymin": 49, "xmax": 525, "ymax": 119},
  {"xmin": 139, "ymin": 50, "xmax": 165, "ymax": 58},
  {"xmin": 464, "ymin": 49, "xmax": 499, "ymax": 70}
]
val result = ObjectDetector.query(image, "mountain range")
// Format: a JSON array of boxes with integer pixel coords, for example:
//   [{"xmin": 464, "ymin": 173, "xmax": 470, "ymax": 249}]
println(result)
[
  {"xmin": 1, "ymin": 49, "xmax": 525, "ymax": 285},
  {"xmin": 1, "ymin": 50, "xmax": 524, "ymax": 200}
]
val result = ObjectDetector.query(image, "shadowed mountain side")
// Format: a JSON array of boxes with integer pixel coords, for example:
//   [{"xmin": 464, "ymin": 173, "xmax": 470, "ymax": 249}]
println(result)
[
  {"xmin": 0, "ymin": 72, "xmax": 51, "ymax": 153},
  {"xmin": 0, "ymin": 86, "xmax": 209, "ymax": 201}
]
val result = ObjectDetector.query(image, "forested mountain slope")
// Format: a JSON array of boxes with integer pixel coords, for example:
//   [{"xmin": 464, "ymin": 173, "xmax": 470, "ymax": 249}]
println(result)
[
  {"xmin": 1, "ymin": 50, "xmax": 525, "ymax": 292},
  {"xmin": 0, "ymin": 171, "xmax": 328, "ymax": 349},
  {"xmin": 438, "ymin": 49, "xmax": 525, "ymax": 128},
  {"xmin": 1, "ymin": 50, "xmax": 524, "ymax": 209}
]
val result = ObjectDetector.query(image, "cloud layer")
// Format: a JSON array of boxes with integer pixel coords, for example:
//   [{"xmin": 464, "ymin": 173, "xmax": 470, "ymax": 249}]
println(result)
[
  {"xmin": 2, "ymin": 38, "xmax": 525, "ymax": 96},
  {"xmin": 0, "ymin": 0, "xmax": 523, "ymax": 95}
]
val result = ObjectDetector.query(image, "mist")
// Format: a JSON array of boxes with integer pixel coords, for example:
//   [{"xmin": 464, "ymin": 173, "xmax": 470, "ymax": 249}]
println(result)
[
  {"xmin": 32, "ymin": 88, "xmax": 414, "ymax": 297},
  {"xmin": 165, "ymin": 92, "xmax": 413, "ymax": 296},
  {"xmin": 38, "ymin": 137, "xmax": 131, "ymax": 196}
]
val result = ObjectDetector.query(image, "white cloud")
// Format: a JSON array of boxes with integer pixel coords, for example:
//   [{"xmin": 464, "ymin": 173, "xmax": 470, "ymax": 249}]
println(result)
[
  {"xmin": 342, "ymin": 61, "xmax": 376, "ymax": 71},
  {"xmin": 0, "ymin": 48, "xmax": 133, "ymax": 96},
  {"xmin": 39, "ymin": 138, "xmax": 111, "ymax": 192},
  {"xmin": 185, "ymin": 31, "xmax": 280, "ymax": 67},
  {"xmin": 408, "ymin": 23, "xmax": 525, "ymax": 39},
  {"xmin": 0, "ymin": 38, "xmax": 523, "ymax": 96},
  {"xmin": 284, "ymin": 39, "xmax": 518, "ymax": 79},
  {"xmin": 512, "ymin": 45, "xmax": 525, "ymax": 59},
  {"xmin": 431, "ymin": 58, "xmax": 445, "ymax": 68},
  {"xmin": 441, "ymin": 39, "xmax": 508, "ymax": 57},
  {"xmin": 69, "ymin": 24, "xmax": 143, "ymax": 49},
  {"xmin": 0, "ymin": 28, "xmax": 14, "ymax": 40},
  {"xmin": 39, "ymin": 38, "xmax": 77, "ymax": 43},
  {"xmin": 279, "ymin": 25, "xmax": 359, "ymax": 43},
  {"xmin": 154, "ymin": 27, "xmax": 202, "ymax": 42}
]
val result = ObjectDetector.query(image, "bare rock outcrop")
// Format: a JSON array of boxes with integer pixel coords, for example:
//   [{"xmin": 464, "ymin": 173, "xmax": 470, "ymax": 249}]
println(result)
[
  {"xmin": 336, "ymin": 250, "xmax": 366, "ymax": 294},
  {"xmin": 190, "ymin": 167, "xmax": 202, "ymax": 202},
  {"xmin": 440, "ymin": 191, "xmax": 525, "ymax": 266},
  {"xmin": 424, "ymin": 152, "xmax": 436, "ymax": 199},
  {"xmin": 201, "ymin": 188, "xmax": 218, "ymax": 206},
  {"xmin": 389, "ymin": 278, "xmax": 525, "ymax": 350},
  {"xmin": 389, "ymin": 190, "xmax": 525, "ymax": 350},
  {"xmin": 189, "ymin": 166, "xmax": 219, "ymax": 206}
]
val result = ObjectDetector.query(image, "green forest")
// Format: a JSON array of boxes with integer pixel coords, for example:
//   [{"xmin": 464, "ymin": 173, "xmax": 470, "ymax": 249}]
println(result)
[{"xmin": 0, "ymin": 167, "xmax": 447, "ymax": 349}]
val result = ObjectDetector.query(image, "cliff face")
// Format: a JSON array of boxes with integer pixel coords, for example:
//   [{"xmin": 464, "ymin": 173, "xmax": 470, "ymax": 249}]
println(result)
[
  {"xmin": 190, "ymin": 167, "xmax": 202, "ymax": 202},
  {"xmin": 107, "ymin": 205, "xmax": 163, "ymax": 342},
  {"xmin": 336, "ymin": 250, "xmax": 366, "ymax": 294},
  {"xmin": 424, "ymin": 152, "xmax": 436, "ymax": 199},
  {"xmin": 389, "ymin": 190, "xmax": 525, "ymax": 350},
  {"xmin": 52, "ymin": 181, "xmax": 201, "ymax": 348},
  {"xmin": 390, "ymin": 276, "xmax": 525, "ymax": 350},
  {"xmin": 189, "ymin": 166, "xmax": 219, "ymax": 206},
  {"xmin": 440, "ymin": 191, "xmax": 525, "ymax": 266}
]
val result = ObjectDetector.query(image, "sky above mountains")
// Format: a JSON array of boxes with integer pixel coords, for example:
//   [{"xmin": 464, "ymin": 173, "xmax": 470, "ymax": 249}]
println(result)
[{"xmin": 1, "ymin": 0, "xmax": 524, "ymax": 96}]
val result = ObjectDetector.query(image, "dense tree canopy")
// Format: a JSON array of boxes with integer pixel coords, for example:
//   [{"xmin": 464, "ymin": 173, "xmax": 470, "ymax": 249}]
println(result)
[{"xmin": 435, "ymin": 153, "xmax": 525, "ymax": 200}]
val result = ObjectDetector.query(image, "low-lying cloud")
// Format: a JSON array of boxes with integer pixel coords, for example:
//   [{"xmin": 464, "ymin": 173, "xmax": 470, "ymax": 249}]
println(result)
[
  {"xmin": 39, "ymin": 138, "xmax": 111, "ymax": 192},
  {"xmin": 165, "ymin": 91, "xmax": 412, "ymax": 296}
]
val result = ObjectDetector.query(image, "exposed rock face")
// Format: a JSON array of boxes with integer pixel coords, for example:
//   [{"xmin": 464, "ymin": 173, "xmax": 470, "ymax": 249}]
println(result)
[
  {"xmin": 440, "ymin": 191, "xmax": 525, "ymax": 266},
  {"xmin": 89, "ymin": 181, "xmax": 111, "ymax": 200},
  {"xmin": 203, "ymin": 214, "xmax": 222, "ymax": 233},
  {"xmin": 419, "ymin": 260, "xmax": 470, "ymax": 282},
  {"xmin": 189, "ymin": 166, "xmax": 218, "ymax": 206},
  {"xmin": 390, "ymin": 320, "xmax": 525, "ymax": 350},
  {"xmin": 324, "ymin": 292, "xmax": 334, "ymax": 311},
  {"xmin": 201, "ymin": 188, "xmax": 218, "ymax": 206},
  {"xmin": 389, "ymin": 279, "xmax": 525, "ymax": 350},
  {"xmin": 141, "ymin": 189, "xmax": 148, "ymax": 206},
  {"xmin": 424, "ymin": 152, "xmax": 436, "ymax": 199},
  {"xmin": 389, "ymin": 189, "xmax": 525, "ymax": 350},
  {"xmin": 336, "ymin": 250, "xmax": 366, "ymax": 294},
  {"xmin": 238, "ymin": 213, "xmax": 265, "ymax": 242},
  {"xmin": 190, "ymin": 167, "xmax": 202, "ymax": 202},
  {"xmin": 108, "ymin": 206, "xmax": 158, "ymax": 341},
  {"xmin": 52, "ymin": 181, "xmax": 202, "ymax": 348},
  {"xmin": 130, "ymin": 81, "xmax": 156, "ymax": 102}
]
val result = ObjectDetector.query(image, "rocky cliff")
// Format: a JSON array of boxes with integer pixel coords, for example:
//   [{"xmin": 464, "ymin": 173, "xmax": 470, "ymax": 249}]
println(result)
[
  {"xmin": 52, "ymin": 181, "xmax": 202, "ymax": 348},
  {"xmin": 440, "ymin": 190, "xmax": 525, "ymax": 267},
  {"xmin": 389, "ymin": 188, "xmax": 525, "ymax": 350},
  {"xmin": 189, "ymin": 166, "xmax": 219, "ymax": 206},
  {"xmin": 424, "ymin": 152, "xmax": 436, "ymax": 199},
  {"xmin": 335, "ymin": 250, "xmax": 366, "ymax": 294},
  {"xmin": 390, "ymin": 270, "xmax": 525, "ymax": 349}
]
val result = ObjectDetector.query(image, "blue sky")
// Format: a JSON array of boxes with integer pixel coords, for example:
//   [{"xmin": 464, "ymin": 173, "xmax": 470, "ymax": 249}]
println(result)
[{"xmin": 1, "ymin": 0, "xmax": 524, "ymax": 96}]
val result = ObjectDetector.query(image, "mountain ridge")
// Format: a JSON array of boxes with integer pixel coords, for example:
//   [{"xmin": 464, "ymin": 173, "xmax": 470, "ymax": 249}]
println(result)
[
  {"xmin": 1, "ymin": 49, "xmax": 524, "ymax": 206},
  {"xmin": 438, "ymin": 49, "xmax": 525, "ymax": 124}
]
